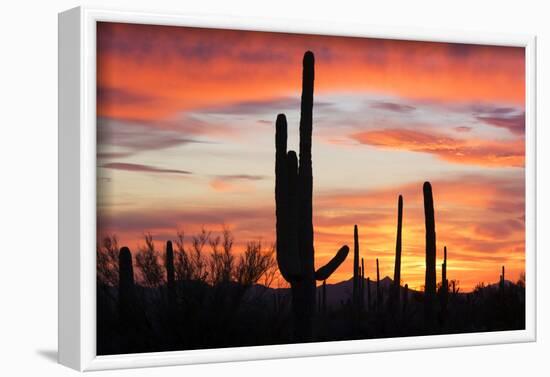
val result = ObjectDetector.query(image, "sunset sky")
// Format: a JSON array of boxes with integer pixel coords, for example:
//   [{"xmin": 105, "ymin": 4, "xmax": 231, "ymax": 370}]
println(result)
[{"xmin": 96, "ymin": 22, "xmax": 526, "ymax": 291}]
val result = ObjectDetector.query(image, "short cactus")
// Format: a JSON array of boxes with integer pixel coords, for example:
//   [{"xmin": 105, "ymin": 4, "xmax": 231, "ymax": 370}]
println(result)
[
  {"xmin": 165, "ymin": 241, "xmax": 175, "ymax": 300},
  {"xmin": 118, "ymin": 246, "xmax": 135, "ymax": 325}
]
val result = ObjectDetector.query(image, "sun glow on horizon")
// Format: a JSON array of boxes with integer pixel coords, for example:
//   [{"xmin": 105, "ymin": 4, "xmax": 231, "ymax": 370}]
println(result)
[{"xmin": 96, "ymin": 22, "xmax": 525, "ymax": 293}]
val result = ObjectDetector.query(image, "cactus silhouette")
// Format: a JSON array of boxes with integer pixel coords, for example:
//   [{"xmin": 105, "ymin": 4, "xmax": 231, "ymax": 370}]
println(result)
[
  {"xmin": 361, "ymin": 257, "xmax": 365, "ymax": 311},
  {"xmin": 403, "ymin": 283, "xmax": 409, "ymax": 314},
  {"xmin": 442, "ymin": 246, "xmax": 447, "ymax": 291},
  {"xmin": 423, "ymin": 181, "xmax": 437, "ymax": 330},
  {"xmin": 275, "ymin": 51, "xmax": 349, "ymax": 340},
  {"xmin": 376, "ymin": 258, "xmax": 381, "ymax": 311},
  {"xmin": 500, "ymin": 265, "xmax": 505, "ymax": 290},
  {"xmin": 118, "ymin": 246, "xmax": 135, "ymax": 325},
  {"xmin": 440, "ymin": 245, "xmax": 449, "ymax": 322},
  {"xmin": 353, "ymin": 225, "xmax": 360, "ymax": 313},
  {"xmin": 392, "ymin": 195, "xmax": 403, "ymax": 309},
  {"xmin": 165, "ymin": 240, "xmax": 176, "ymax": 305},
  {"xmin": 322, "ymin": 280, "xmax": 327, "ymax": 313},
  {"xmin": 367, "ymin": 277, "xmax": 372, "ymax": 311}
]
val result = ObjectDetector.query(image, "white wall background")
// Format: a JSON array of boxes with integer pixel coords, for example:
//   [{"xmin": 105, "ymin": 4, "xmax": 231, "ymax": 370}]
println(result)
[{"xmin": 0, "ymin": 0, "xmax": 547, "ymax": 375}]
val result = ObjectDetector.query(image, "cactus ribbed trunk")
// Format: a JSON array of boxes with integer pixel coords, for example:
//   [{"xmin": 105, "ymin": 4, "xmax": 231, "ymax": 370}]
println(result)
[
  {"xmin": 118, "ymin": 246, "xmax": 135, "ymax": 325},
  {"xmin": 274, "ymin": 51, "xmax": 349, "ymax": 341},
  {"xmin": 423, "ymin": 181, "xmax": 437, "ymax": 330},
  {"xmin": 392, "ymin": 195, "xmax": 403, "ymax": 309}
]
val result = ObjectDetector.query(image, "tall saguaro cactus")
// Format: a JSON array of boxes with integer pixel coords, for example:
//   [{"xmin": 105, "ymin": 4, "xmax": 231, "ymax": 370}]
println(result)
[
  {"xmin": 423, "ymin": 182, "xmax": 437, "ymax": 330},
  {"xmin": 118, "ymin": 246, "xmax": 135, "ymax": 325},
  {"xmin": 275, "ymin": 51, "xmax": 349, "ymax": 340},
  {"xmin": 392, "ymin": 195, "xmax": 403, "ymax": 308},
  {"xmin": 500, "ymin": 265, "xmax": 505, "ymax": 291}
]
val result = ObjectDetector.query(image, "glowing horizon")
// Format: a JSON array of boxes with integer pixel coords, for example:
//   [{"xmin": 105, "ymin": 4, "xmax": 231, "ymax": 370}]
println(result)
[{"xmin": 96, "ymin": 22, "xmax": 526, "ymax": 292}]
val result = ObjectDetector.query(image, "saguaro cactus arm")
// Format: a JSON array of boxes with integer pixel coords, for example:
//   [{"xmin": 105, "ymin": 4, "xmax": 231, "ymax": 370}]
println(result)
[
  {"xmin": 275, "ymin": 115, "xmax": 301, "ymax": 282},
  {"xmin": 315, "ymin": 246, "xmax": 350, "ymax": 281}
]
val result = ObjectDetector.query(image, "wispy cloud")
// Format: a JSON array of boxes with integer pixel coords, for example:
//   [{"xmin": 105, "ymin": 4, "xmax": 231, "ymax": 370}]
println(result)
[
  {"xmin": 208, "ymin": 174, "xmax": 266, "ymax": 192},
  {"xmin": 213, "ymin": 174, "xmax": 265, "ymax": 181},
  {"xmin": 97, "ymin": 117, "xmax": 217, "ymax": 159},
  {"xmin": 101, "ymin": 162, "xmax": 192, "ymax": 175},
  {"xmin": 351, "ymin": 128, "xmax": 524, "ymax": 167},
  {"xmin": 477, "ymin": 113, "xmax": 525, "ymax": 135},
  {"xmin": 370, "ymin": 101, "xmax": 416, "ymax": 113}
]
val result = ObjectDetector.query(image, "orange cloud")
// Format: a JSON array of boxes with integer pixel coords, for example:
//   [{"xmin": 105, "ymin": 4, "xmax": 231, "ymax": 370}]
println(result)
[
  {"xmin": 351, "ymin": 128, "xmax": 525, "ymax": 167},
  {"xmin": 97, "ymin": 22, "xmax": 525, "ymax": 123}
]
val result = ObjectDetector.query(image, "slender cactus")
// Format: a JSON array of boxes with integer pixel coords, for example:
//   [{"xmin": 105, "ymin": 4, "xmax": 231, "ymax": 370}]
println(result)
[
  {"xmin": 442, "ymin": 246, "xmax": 448, "ymax": 296},
  {"xmin": 353, "ymin": 224, "xmax": 360, "ymax": 311},
  {"xmin": 367, "ymin": 277, "xmax": 372, "ymax": 312},
  {"xmin": 165, "ymin": 240, "xmax": 176, "ymax": 305},
  {"xmin": 118, "ymin": 246, "xmax": 135, "ymax": 325},
  {"xmin": 392, "ymin": 195, "xmax": 403, "ymax": 306},
  {"xmin": 440, "ymin": 245, "xmax": 449, "ymax": 322},
  {"xmin": 361, "ymin": 258, "xmax": 365, "ymax": 311},
  {"xmin": 275, "ymin": 51, "xmax": 349, "ymax": 340},
  {"xmin": 500, "ymin": 265, "xmax": 505, "ymax": 290},
  {"xmin": 376, "ymin": 258, "xmax": 381, "ymax": 311},
  {"xmin": 423, "ymin": 182, "xmax": 437, "ymax": 330}
]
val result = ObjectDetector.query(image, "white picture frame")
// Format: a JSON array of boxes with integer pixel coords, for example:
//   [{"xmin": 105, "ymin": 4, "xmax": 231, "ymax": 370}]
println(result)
[{"xmin": 58, "ymin": 6, "xmax": 537, "ymax": 371}]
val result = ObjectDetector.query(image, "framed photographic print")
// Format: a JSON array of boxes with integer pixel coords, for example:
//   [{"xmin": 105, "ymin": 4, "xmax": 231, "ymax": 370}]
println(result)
[{"xmin": 58, "ymin": 6, "xmax": 536, "ymax": 371}]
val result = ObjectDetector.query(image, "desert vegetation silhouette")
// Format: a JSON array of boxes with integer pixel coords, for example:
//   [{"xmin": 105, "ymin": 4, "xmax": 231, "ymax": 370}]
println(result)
[{"xmin": 97, "ymin": 51, "xmax": 525, "ymax": 355}]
